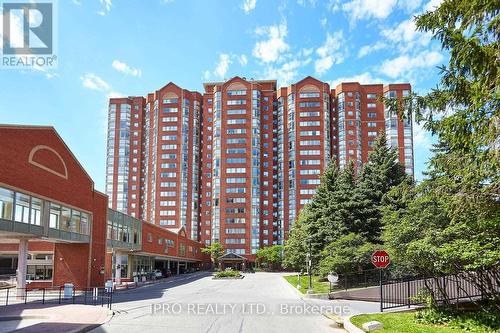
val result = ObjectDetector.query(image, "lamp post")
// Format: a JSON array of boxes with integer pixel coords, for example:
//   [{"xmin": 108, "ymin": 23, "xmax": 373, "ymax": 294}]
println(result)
[{"xmin": 307, "ymin": 237, "xmax": 312, "ymax": 294}]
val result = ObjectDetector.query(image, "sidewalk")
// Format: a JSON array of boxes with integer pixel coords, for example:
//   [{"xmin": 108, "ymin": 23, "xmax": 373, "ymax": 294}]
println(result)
[{"xmin": 0, "ymin": 303, "xmax": 111, "ymax": 333}]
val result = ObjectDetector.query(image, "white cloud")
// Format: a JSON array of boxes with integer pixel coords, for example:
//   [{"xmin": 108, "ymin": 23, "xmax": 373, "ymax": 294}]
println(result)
[
  {"xmin": 252, "ymin": 22, "xmax": 290, "ymax": 63},
  {"xmin": 214, "ymin": 53, "xmax": 232, "ymax": 78},
  {"xmin": 45, "ymin": 73, "xmax": 58, "ymax": 79},
  {"xmin": 98, "ymin": 0, "xmax": 112, "ymax": 15},
  {"xmin": 330, "ymin": 0, "xmax": 423, "ymax": 25},
  {"xmin": 320, "ymin": 17, "xmax": 327, "ymax": 27},
  {"xmin": 399, "ymin": 0, "xmax": 422, "ymax": 12},
  {"xmin": 81, "ymin": 73, "xmax": 111, "ymax": 91},
  {"xmin": 423, "ymin": 0, "xmax": 443, "ymax": 12},
  {"xmin": 381, "ymin": 19, "xmax": 431, "ymax": 52},
  {"xmin": 379, "ymin": 50, "xmax": 443, "ymax": 79},
  {"xmin": 412, "ymin": 120, "xmax": 432, "ymax": 149},
  {"xmin": 329, "ymin": 71, "xmax": 385, "ymax": 88},
  {"xmin": 342, "ymin": 0, "xmax": 397, "ymax": 25},
  {"xmin": 242, "ymin": 0, "xmax": 257, "ymax": 13},
  {"xmin": 112, "ymin": 60, "xmax": 142, "ymax": 77},
  {"xmin": 357, "ymin": 41, "xmax": 387, "ymax": 58},
  {"xmin": 314, "ymin": 31, "xmax": 345, "ymax": 75},
  {"xmin": 107, "ymin": 91, "xmax": 126, "ymax": 99},
  {"xmin": 202, "ymin": 70, "xmax": 211, "ymax": 81},
  {"xmin": 238, "ymin": 54, "xmax": 248, "ymax": 66},
  {"xmin": 263, "ymin": 59, "xmax": 310, "ymax": 87},
  {"xmin": 203, "ymin": 54, "xmax": 249, "ymax": 80},
  {"xmin": 297, "ymin": 0, "xmax": 317, "ymax": 6}
]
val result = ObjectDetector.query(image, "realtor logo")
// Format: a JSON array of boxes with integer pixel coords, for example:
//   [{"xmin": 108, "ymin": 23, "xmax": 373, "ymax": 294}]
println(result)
[{"xmin": 2, "ymin": 1, "xmax": 57, "ymax": 68}]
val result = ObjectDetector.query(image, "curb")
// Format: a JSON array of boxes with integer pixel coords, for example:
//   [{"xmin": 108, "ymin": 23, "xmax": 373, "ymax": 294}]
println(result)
[
  {"xmin": 69, "ymin": 309, "xmax": 114, "ymax": 333},
  {"xmin": 343, "ymin": 316, "xmax": 365, "ymax": 333},
  {"xmin": 281, "ymin": 276, "xmax": 332, "ymax": 299}
]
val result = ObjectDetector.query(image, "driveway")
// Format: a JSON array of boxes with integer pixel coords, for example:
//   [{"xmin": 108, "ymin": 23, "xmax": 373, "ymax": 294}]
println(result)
[{"xmin": 91, "ymin": 272, "xmax": 379, "ymax": 333}]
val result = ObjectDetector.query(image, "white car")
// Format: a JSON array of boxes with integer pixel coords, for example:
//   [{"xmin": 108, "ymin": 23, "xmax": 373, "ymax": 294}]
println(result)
[{"xmin": 153, "ymin": 270, "xmax": 163, "ymax": 278}]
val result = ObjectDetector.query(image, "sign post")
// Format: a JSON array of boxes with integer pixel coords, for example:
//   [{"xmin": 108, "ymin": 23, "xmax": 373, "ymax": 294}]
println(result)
[{"xmin": 371, "ymin": 250, "xmax": 390, "ymax": 312}]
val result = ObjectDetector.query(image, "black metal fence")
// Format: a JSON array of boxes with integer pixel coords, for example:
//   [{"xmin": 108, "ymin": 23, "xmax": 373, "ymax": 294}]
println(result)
[
  {"xmin": 380, "ymin": 271, "xmax": 500, "ymax": 311},
  {"xmin": 335, "ymin": 268, "xmax": 386, "ymax": 291},
  {"xmin": 0, "ymin": 286, "xmax": 113, "ymax": 309}
]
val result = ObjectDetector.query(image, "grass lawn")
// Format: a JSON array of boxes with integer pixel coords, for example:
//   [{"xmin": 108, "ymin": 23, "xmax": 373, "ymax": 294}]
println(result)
[
  {"xmin": 350, "ymin": 312, "xmax": 497, "ymax": 333},
  {"xmin": 283, "ymin": 275, "xmax": 331, "ymax": 294}
]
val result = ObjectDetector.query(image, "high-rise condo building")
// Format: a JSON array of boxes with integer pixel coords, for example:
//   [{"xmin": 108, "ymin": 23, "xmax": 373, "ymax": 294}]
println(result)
[
  {"xmin": 106, "ymin": 83, "xmax": 202, "ymax": 240},
  {"xmin": 106, "ymin": 76, "xmax": 413, "ymax": 263}
]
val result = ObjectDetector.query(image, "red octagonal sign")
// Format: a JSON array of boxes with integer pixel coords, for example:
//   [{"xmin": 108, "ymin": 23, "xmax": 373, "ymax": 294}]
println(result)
[{"xmin": 371, "ymin": 250, "xmax": 390, "ymax": 269}]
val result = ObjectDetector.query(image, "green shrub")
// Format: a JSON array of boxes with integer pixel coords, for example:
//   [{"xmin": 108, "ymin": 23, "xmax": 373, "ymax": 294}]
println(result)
[
  {"xmin": 415, "ymin": 303, "xmax": 500, "ymax": 332},
  {"xmin": 214, "ymin": 270, "xmax": 242, "ymax": 279}
]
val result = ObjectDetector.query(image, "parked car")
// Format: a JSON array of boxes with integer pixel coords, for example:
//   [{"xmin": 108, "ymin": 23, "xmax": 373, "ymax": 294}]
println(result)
[{"xmin": 153, "ymin": 269, "xmax": 163, "ymax": 278}]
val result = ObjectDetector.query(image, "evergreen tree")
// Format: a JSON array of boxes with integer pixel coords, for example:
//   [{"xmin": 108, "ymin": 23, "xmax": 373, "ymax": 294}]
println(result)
[{"xmin": 353, "ymin": 132, "xmax": 407, "ymax": 243}]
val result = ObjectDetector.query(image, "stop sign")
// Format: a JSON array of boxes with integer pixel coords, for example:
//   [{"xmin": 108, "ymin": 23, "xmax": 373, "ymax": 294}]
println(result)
[{"xmin": 371, "ymin": 250, "xmax": 390, "ymax": 269}]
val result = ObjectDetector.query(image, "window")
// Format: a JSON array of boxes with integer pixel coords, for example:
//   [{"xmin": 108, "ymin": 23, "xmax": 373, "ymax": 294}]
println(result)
[
  {"xmin": 367, "ymin": 122, "xmax": 377, "ymax": 127},
  {"xmin": 367, "ymin": 112, "xmax": 377, "ymax": 118},
  {"xmin": 226, "ymin": 128, "xmax": 246, "ymax": 135},
  {"xmin": 163, "ymin": 107, "xmax": 178, "ymax": 113},
  {"xmin": 299, "ymin": 150, "xmax": 320, "ymax": 155},
  {"xmin": 226, "ymin": 158, "xmax": 246, "ymax": 164},
  {"xmin": 226, "ymin": 148, "xmax": 246, "ymax": 154},
  {"xmin": 299, "ymin": 140, "xmax": 320, "ymax": 146},
  {"xmin": 227, "ymin": 99, "xmax": 246, "ymax": 105},
  {"xmin": 300, "ymin": 131, "xmax": 320, "ymax": 136},
  {"xmin": 299, "ymin": 102, "xmax": 320, "ymax": 107},
  {"xmin": 14, "ymin": 193, "xmax": 30, "ymax": 223},
  {"xmin": 163, "ymin": 98, "xmax": 178, "ymax": 104},
  {"xmin": 227, "ymin": 90, "xmax": 247, "ymax": 96},
  {"xmin": 299, "ymin": 111, "xmax": 320, "ymax": 117},
  {"xmin": 225, "ymin": 217, "xmax": 246, "ymax": 223},
  {"xmin": 226, "ymin": 187, "xmax": 246, "ymax": 194},
  {"xmin": 0, "ymin": 188, "xmax": 14, "ymax": 220},
  {"xmin": 225, "ymin": 238, "xmax": 246, "ymax": 244},
  {"xmin": 160, "ymin": 220, "xmax": 176, "ymax": 226},
  {"xmin": 227, "ymin": 119, "xmax": 246, "ymax": 125},
  {"xmin": 299, "ymin": 169, "xmax": 320, "ymax": 175},
  {"xmin": 300, "ymin": 189, "xmax": 317, "ymax": 195},
  {"xmin": 366, "ymin": 93, "xmax": 377, "ymax": 99},
  {"xmin": 367, "ymin": 103, "xmax": 376, "ymax": 108},
  {"xmin": 368, "ymin": 131, "xmax": 378, "ymax": 137},
  {"xmin": 225, "ymin": 208, "xmax": 245, "ymax": 214},
  {"xmin": 226, "ymin": 168, "xmax": 246, "ymax": 173},
  {"xmin": 226, "ymin": 197, "xmax": 246, "ymax": 204},
  {"xmin": 226, "ymin": 178, "xmax": 246, "ymax": 184},
  {"xmin": 160, "ymin": 172, "xmax": 177, "ymax": 178},
  {"xmin": 299, "ymin": 92, "xmax": 320, "ymax": 98},
  {"xmin": 299, "ymin": 121, "xmax": 320, "ymax": 127},
  {"xmin": 225, "ymin": 228, "xmax": 246, "ymax": 234},
  {"xmin": 163, "ymin": 116, "xmax": 178, "ymax": 122},
  {"xmin": 30, "ymin": 197, "xmax": 42, "ymax": 226},
  {"xmin": 49, "ymin": 203, "xmax": 60, "ymax": 229},
  {"xmin": 227, "ymin": 109, "xmax": 246, "ymax": 115},
  {"xmin": 227, "ymin": 138, "xmax": 246, "ymax": 144},
  {"xmin": 299, "ymin": 159, "xmax": 320, "ymax": 165},
  {"xmin": 300, "ymin": 179, "xmax": 321, "ymax": 185}
]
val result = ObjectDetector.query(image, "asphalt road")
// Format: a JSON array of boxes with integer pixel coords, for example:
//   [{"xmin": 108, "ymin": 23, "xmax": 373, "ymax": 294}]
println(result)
[{"xmin": 91, "ymin": 272, "xmax": 379, "ymax": 333}]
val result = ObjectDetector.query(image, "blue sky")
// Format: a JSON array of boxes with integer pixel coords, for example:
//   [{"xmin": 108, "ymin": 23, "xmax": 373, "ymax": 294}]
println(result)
[{"xmin": 0, "ymin": 0, "xmax": 444, "ymax": 192}]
